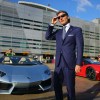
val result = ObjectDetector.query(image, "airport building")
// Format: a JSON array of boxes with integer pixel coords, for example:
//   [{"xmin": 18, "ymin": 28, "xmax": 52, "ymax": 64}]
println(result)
[{"xmin": 0, "ymin": 0, "xmax": 100, "ymax": 60}]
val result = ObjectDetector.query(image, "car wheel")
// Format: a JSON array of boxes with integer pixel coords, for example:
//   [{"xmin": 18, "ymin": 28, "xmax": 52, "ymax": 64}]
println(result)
[{"xmin": 86, "ymin": 67, "xmax": 96, "ymax": 80}]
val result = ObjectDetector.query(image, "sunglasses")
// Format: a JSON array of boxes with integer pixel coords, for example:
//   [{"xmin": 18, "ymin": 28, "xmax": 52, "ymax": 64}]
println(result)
[{"xmin": 57, "ymin": 14, "xmax": 66, "ymax": 20}]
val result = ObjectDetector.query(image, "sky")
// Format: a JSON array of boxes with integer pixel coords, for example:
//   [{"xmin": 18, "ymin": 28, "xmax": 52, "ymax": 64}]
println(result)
[{"xmin": 9, "ymin": 0, "xmax": 100, "ymax": 21}]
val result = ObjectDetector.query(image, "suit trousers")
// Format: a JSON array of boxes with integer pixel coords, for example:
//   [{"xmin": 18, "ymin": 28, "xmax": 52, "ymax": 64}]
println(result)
[{"xmin": 54, "ymin": 55, "xmax": 76, "ymax": 100}]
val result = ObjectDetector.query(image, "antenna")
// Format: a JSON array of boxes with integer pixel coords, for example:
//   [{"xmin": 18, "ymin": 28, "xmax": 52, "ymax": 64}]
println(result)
[
  {"xmin": 47, "ymin": 0, "xmax": 51, "ymax": 7},
  {"xmin": 48, "ymin": 4, "xmax": 50, "ymax": 7}
]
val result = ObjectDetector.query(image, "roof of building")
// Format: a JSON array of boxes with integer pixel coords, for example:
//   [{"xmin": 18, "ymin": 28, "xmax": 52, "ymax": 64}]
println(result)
[{"xmin": 18, "ymin": 1, "xmax": 58, "ymax": 13}]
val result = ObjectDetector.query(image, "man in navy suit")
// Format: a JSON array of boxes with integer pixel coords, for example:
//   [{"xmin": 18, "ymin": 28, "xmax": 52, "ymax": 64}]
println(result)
[{"xmin": 45, "ymin": 10, "xmax": 84, "ymax": 100}]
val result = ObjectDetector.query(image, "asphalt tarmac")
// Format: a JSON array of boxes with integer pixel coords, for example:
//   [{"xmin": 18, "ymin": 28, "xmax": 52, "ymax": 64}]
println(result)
[{"xmin": 0, "ymin": 63, "xmax": 100, "ymax": 100}]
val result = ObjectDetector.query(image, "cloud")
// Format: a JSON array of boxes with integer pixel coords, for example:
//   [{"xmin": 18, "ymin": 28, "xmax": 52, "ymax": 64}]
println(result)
[
  {"xmin": 96, "ymin": 4, "xmax": 100, "ymax": 10},
  {"xmin": 74, "ymin": 0, "xmax": 93, "ymax": 12}
]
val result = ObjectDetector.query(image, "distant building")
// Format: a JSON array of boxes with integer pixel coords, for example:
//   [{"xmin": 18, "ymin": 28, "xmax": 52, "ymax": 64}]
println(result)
[{"xmin": 0, "ymin": 0, "xmax": 100, "ymax": 58}]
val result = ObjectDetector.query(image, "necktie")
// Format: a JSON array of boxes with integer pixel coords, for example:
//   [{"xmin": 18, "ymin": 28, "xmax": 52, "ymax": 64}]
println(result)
[{"xmin": 62, "ymin": 26, "xmax": 66, "ymax": 39}]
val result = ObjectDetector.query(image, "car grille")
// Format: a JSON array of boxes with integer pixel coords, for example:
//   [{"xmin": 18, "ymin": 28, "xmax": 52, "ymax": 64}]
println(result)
[
  {"xmin": 12, "ymin": 85, "xmax": 40, "ymax": 94},
  {"xmin": 0, "ymin": 82, "xmax": 12, "ymax": 90},
  {"xmin": 12, "ymin": 78, "xmax": 51, "ymax": 94},
  {"xmin": 40, "ymin": 78, "xmax": 51, "ymax": 87}
]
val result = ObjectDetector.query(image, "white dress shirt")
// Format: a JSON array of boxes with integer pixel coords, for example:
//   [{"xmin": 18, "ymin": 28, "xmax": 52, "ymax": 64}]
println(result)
[
  {"xmin": 63, "ymin": 23, "xmax": 70, "ymax": 32},
  {"xmin": 62, "ymin": 23, "xmax": 70, "ymax": 39}
]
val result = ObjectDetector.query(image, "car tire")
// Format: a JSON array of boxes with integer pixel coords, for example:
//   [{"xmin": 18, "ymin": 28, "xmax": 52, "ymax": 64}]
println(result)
[{"xmin": 86, "ymin": 67, "xmax": 96, "ymax": 80}]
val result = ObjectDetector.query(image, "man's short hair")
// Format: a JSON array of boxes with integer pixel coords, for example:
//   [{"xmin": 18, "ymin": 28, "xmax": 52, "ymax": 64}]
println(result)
[{"xmin": 56, "ymin": 10, "xmax": 69, "ymax": 16}]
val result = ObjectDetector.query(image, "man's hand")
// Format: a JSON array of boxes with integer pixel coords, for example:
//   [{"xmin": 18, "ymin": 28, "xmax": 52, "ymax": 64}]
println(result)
[
  {"xmin": 51, "ymin": 17, "xmax": 58, "ymax": 25},
  {"xmin": 75, "ymin": 65, "xmax": 81, "ymax": 73}
]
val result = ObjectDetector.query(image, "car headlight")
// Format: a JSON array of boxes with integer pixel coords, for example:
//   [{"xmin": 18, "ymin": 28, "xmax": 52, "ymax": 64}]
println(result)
[
  {"xmin": 0, "ymin": 71, "xmax": 6, "ymax": 77},
  {"xmin": 44, "ymin": 69, "xmax": 51, "ymax": 75}
]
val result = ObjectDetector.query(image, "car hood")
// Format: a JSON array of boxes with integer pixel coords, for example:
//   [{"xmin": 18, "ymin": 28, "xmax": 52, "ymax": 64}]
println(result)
[{"xmin": 0, "ymin": 64, "xmax": 50, "ymax": 83}]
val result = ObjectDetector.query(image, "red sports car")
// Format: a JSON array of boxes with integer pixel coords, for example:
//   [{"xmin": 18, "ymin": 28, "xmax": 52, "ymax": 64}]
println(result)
[{"xmin": 76, "ymin": 58, "xmax": 100, "ymax": 81}]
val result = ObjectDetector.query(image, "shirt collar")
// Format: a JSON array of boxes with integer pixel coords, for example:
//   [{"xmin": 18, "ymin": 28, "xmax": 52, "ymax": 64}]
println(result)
[{"xmin": 65, "ymin": 23, "xmax": 70, "ymax": 28}]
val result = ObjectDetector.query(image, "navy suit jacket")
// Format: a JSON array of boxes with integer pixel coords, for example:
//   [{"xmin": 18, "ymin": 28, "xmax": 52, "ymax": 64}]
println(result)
[{"xmin": 45, "ymin": 25, "xmax": 84, "ymax": 69}]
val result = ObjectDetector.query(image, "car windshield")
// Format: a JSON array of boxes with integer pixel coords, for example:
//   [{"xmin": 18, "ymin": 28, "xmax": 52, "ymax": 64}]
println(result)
[
  {"xmin": 0, "ymin": 56, "xmax": 42, "ymax": 66},
  {"xmin": 84, "ymin": 58, "xmax": 100, "ymax": 64}
]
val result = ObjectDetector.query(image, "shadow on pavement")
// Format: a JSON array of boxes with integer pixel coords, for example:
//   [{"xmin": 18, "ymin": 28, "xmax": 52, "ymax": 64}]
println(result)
[
  {"xmin": 28, "ymin": 82, "xmax": 100, "ymax": 100},
  {"xmin": 76, "ymin": 81, "xmax": 100, "ymax": 100},
  {"xmin": 28, "ymin": 78, "xmax": 100, "ymax": 100},
  {"xmin": 27, "ymin": 71, "xmax": 100, "ymax": 100}
]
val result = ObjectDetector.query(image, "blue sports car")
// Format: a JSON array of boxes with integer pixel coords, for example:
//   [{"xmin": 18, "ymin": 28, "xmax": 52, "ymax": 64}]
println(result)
[{"xmin": 0, "ymin": 56, "xmax": 51, "ymax": 94}]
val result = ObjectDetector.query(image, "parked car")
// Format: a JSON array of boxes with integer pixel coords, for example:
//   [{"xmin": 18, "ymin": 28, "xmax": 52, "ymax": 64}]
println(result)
[
  {"xmin": 76, "ymin": 58, "xmax": 100, "ymax": 81},
  {"xmin": 0, "ymin": 56, "xmax": 51, "ymax": 94}
]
